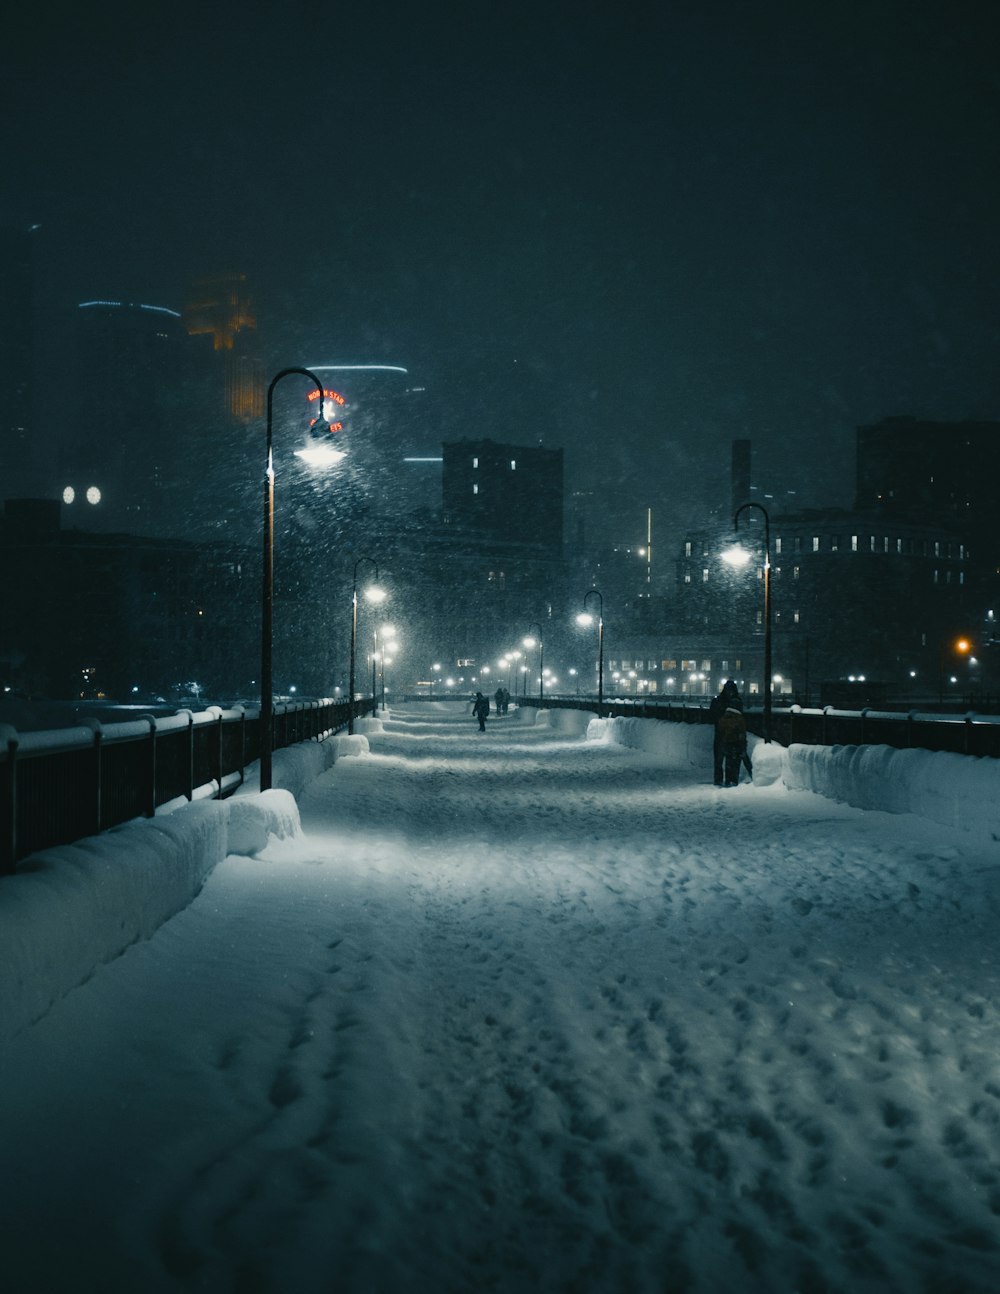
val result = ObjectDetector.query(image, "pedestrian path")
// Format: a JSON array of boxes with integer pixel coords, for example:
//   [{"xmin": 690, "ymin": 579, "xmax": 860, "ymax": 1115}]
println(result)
[{"xmin": 2, "ymin": 702, "xmax": 999, "ymax": 1293}]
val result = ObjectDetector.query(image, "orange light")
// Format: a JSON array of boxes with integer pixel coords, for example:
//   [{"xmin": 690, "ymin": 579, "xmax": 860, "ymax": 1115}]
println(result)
[{"xmin": 955, "ymin": 637, "xmax": 971, "ymax": 654}]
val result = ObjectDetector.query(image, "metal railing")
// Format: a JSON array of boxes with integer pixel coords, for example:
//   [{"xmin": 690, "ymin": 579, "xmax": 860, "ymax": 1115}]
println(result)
[
  {"xmin": 519, "ymin": 696, "xmax": 1000, "ymax": 759},
  {"xmin": 0, "ymin": 697, "xmax": 377, "ymax": 874}
]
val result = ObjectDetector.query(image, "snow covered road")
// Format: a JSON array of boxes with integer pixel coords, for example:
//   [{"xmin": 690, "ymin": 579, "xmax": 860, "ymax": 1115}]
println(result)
[{"xmin": 3, "ymin": 702, "xmax": 1000, "ymax": 1292}]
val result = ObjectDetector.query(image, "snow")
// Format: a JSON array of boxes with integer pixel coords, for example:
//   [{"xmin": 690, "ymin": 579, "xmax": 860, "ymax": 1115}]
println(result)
[{"xmin": 2, "ymin": 702, "xmax": 1000, "ymax": 1292}]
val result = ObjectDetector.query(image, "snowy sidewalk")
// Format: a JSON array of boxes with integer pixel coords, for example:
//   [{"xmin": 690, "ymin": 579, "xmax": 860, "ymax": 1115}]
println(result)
[{"xmin": 2, "ymin": 702, "xmax": 1000, "ymax": 1293}]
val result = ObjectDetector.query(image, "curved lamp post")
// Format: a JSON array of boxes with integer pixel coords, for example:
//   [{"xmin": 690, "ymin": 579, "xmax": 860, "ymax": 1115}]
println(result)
[
  {"xmin": 576, "ymin": 589, "xmax": 604, "ymax": 717},
  {"xmin": 379, "ymin": 628, "xmax": 397, "ymax": 711},
  {"xmin": 524, "ymin": 623, "xmax": 544, "ymax": 702},
  {"xmin": 261, "ymin": 367, "xmax": 341, "ymax": 791},
  {"xmin": 724, "ymin": 502, "xmax": 772, "ymax": 743},
  {"xmin": 349, "ymin": 556, "xmax": 384, "ymax": 734}
]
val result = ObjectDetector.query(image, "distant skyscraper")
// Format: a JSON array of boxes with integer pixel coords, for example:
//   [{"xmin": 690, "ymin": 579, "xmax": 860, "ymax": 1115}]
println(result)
[
  {"xmin": 65, "ymin": 299, "xmax": 185, "ymax": 532},
  {"xmin": 856, "ymin": 415, "xmax": 1000, "ymax": 598},
  {"xmin": 0, "ymin": 224, "xmax": 42, "ymax": 500},
  {"xmin": 442, "ymin": 438, "xmax": 563, "ymax": 552},
  {"xmin": 183, "ymin": 271, "xmax": 264, "ymax": 422}
]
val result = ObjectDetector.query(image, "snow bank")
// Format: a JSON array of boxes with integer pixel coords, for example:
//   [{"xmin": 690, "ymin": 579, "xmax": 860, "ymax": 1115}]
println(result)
[
  {"xmin": 530, "ymin": 707, "xmax": 1000, "ymax": 838},
  {"xmin": 1, "ymin": 732, "xmax": 373, "ymax": 1042},
  {"xmin": 234, "ymin": 732, "xmax": 370, "ymax": 799},
  {"xmin": 585, "ymin": 713, "xmax": 784, "ymax": 785},
  {"xmin": 785, "ymin": 741, "xmax": 1000, "ymax": 841},
  {"xmin": 1, "ymin": 802, "xmax": 226, "ymax": 1040},
  {"xmin": 515, "ymin": 706, "xmax": 592, "ymax": 737}
]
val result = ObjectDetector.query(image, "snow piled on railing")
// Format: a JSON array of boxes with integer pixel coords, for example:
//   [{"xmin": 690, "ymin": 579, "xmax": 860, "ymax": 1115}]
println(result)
[{"xmin": 0, "ymin": 733, "xmax": 373, "ymax": 1041}]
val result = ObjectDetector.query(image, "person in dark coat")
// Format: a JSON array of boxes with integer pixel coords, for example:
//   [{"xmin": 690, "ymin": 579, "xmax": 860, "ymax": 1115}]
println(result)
[
  {"xmin": 473, "ymin": 691, "xmax": 490, "ymax": 731},
  {"xmin": 494, "ymin": 685, "xmax": 505, "ymax": 716},
  {"xmin": 709, "ymin": 679, "xmax": 743, "ymax": 785},
  {"xmin": 717, "ymin": 705, "xmax": 749, "ymax": 786}
]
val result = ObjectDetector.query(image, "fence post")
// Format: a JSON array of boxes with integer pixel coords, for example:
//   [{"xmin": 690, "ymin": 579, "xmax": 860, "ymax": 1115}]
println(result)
[
  {"xmin": 1, "ymin": 726, "xmax": 19, "ymax": 874},
  {"xmin": 93, "ymin": 725, "xmax": 104, "ymax": 834},
  {"xmin": 78, "ymin": 717, "xmax": 104, "ymax": 834},
  {"xmin": 215, "ymin": 709, "xmax": 224, "ymax": 798},
  {"xmin": 144, "ymin": 715, "xmax": 157, "ymax": 818},
  {"xmin": 181, "ymin": 710, "xmax": 194, "ymax": 801}
]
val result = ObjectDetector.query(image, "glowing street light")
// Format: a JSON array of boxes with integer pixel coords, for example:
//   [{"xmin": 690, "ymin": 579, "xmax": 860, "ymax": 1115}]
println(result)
[
  {"xmin": 576, "ymin": 588, "xmax": 604, "ymax": 717},
  {"xmin": 524, "ymin": 623, "xmax": 544, "ymax": 701},
  {"xmin": 723, "ymin": 502, "xmax": 772, "ymax": 742},
  {"xmin": 349, "ymin": 556, "xmax": 385, "ymax": 735},
  {"xmin": 939, "ymin": 634, "xmax": 973, "ymax": 706},
  {"xmin": 261, "ymin": 367, "xmax": 341, "ymax": 791}
]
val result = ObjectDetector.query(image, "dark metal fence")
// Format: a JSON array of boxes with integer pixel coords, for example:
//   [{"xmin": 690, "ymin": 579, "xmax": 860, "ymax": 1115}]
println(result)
[
  {"xmin": 520, "ymin": 696, "xmax": 1000, "ymax": 759},
  {"xmin": 1, "ymin": 697, "xmax": 376, "ymax": 874}
]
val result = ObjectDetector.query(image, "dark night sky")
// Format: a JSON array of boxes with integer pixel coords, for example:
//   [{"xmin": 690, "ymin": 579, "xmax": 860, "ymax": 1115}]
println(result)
[{"xmin": 5, "ymin": 0, "xmax": 1000, "ymax": 543}]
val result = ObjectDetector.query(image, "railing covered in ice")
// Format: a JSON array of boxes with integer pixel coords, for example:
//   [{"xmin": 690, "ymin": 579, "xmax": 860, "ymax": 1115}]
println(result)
[{"xmin": 0, "ymin": 697, "xmax": 375, "ymax": 874}]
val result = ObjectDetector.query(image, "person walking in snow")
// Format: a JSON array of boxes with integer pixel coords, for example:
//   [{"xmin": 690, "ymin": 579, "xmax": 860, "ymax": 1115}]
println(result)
[
  {"xmin": 501, "ymin": 686, "xmax": 510, "ymax": 715},
  {"xmin": 709, "ymin": 679, "xmax": 744, "ymax": 785},
  {"xmin": 717, "ymin": 704, "xmax": 749, "ymax": 786},
  {"xmin": 473, "ymin": 691, "xmax": 490, "ymax": 732},
  {"xmin": 494, "ymin": 685, "xmax": 505, "ymax": 717}
]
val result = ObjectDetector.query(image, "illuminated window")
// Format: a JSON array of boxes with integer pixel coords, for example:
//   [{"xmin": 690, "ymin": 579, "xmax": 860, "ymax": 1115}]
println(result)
[
  {"xmin": 793, "ymin": 566, "xmax": 800, "ymax": 579},
  {"xmin": 812, "ymin": 537, "xmax": 820, "ymax": 552},
  {"xmin": 702, "ymin": 568, "xmax": 709, "ymax": 582},
  {"xmin": 851, "ymin": 535, "xmax": 859, "ymax": 551},
  {"xmin": 831, "ymin": 536, "xmax": 840, "ymax": 551},
  {"xmin": 472, "ymin": 457, "xmax": 479, "ymax": 468},
  {"xmin": 934, "ymin": 541, "xmax": 941, "ymax": 557},
  {"xmin": 684, "ymin": 541, "xmax": 692, "ymax": 557},
  {"xmin": 473, "ymin": 484, "xmax": 479, "ymax": 495},
  {"xmin": 775, "ymin": 538, "xmax": 782, "ymax": 555},
  {"xmin": 510, "ymin": 460, "xmax": 516, "ymax": 470},
  {"xmin": 896, "ymin": 538, "xmax": 903, "ymax": 553},
  {"xmin": 869, "ymin": 535, "xmax": 876, "ymax": 552}
]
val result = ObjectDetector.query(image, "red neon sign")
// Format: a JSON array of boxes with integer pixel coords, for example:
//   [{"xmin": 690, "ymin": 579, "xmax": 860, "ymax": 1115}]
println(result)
[{"xmin": 307, "ymin": 388, "xmax": 347, "ymax": 407}]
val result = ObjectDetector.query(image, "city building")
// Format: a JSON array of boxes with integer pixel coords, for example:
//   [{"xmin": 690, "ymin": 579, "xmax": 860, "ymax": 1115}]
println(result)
[
  {"xmin": 63, "ymin": 299, "xmax": 186, "ymax": 534},
  {"xmin": 857, "ymin": 415, "xmax": 1000, "ymax": 608},
  {"xmin": 0, "ymin": 224, "xmax": 43, "ymax": 501},
  {"xmin": 0, "ymin": 498, "xmax": 255, "ymax": 701},
  {"xmin": 442, "ymin": 438, "xmax": 563, "ymax": 551}
]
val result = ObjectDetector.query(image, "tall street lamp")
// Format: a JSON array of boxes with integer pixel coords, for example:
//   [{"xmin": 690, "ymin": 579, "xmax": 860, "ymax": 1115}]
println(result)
[
  {"xmin": 939, "ymin": 634, "xmax": 972, "ymax": 706},
  {"xmin": 524, "ymin": 623, "xmax": 544, "ymax": 702},
  {"xmin": 723, "ymin": 502, "xmax": 772, "ymax": 742},
  {"xmin": 576, "ymin": 589, "xmax": 604, "ymax": 717},
  {"xmin": 379, "ymin": 628, "xmax": 397, "ymax": 711},
  {"xmin": 349, "ymin": 556, "xmax": 385, "ymax": 734},
  {"xmin": 261, "ymin": 367, "xmax": 344, "ymax": 792}
]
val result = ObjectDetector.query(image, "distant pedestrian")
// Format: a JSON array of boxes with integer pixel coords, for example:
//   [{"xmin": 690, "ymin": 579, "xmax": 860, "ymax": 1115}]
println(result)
[
  {"xmin": 473, "ymin": 691, "xmax": 490, "ymax": 732},
  {"xmin": 709, "ymin": 679, "xmax": 743, "ymax": 786},
  {"xmin": 501, "ymin": 687, "xmax": 510, "ymax": 715},
  {"xmin": 495, "ymin": 686, "xmax": 505, "ymax": 716}
]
